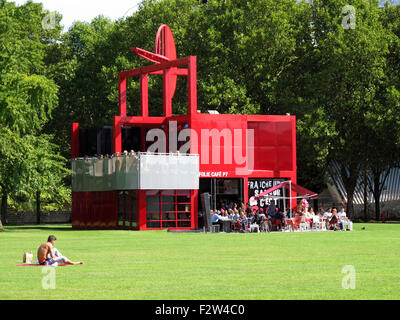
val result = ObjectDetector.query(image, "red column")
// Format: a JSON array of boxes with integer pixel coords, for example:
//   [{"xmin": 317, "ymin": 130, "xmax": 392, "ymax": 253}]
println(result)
[
  {"xmin": 243, "ymin": 177, "xmax": 249, "ymax": 206},
  {"xmin": 163, "ymin": 69, "xmax": 173, "ymax": 117},
  {"xmin": 140, "ymin": 74, "xmax": 149, "ymax": 118},
  {"xmin": 119, "ymin": 77, "xmax": 127, "ymax": 116},
  {"xmin": 71, "ymin": 122, "xmax": 79, "ymax": 158},
  {"xmin": 187, "ymin": 56, "xmax": 198, "ymax": 116},
  {"xmin": 191, "ymin": 189, "xmax": 198, "ymax": 230},
  {"xmin": 138, "ymin": 190, "xmax": 147, "ymax": 230},
  {"xmin": 113, "ymin": 116, "xmax": 122, "ymax": 154}
]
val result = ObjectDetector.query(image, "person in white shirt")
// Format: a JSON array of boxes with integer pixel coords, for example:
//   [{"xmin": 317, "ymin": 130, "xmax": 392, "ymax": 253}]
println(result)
[
  {"xmin": 339, "ymin": 208, "xmax": 353, "ymax": 231},
  {"xmin": 304, "ymin": 208, "xmax": 312, "ymax": 228},
  {"xmin": 323, "ymin": 208, "xmax": 331, "ymax": 219}
]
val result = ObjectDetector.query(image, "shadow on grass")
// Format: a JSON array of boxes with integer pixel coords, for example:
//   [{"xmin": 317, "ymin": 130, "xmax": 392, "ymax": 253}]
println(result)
[{"xmin": 2, "ymin": 225, "xmax": 83, "ymax": 232}]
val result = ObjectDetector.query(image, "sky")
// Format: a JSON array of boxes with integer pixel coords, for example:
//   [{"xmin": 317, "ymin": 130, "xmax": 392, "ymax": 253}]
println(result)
[
  {"xmin": 12, "ymin": 0, "xmax": 400, "ymax": 32},
  {"xmin": 13, "ymin": 0, "xmax": 142, "ymax": 31}
]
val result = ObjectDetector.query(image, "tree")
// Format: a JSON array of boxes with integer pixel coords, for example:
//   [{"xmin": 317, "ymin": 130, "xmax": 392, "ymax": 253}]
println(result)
[
  {"xmin": 0, "ymin": 0, "xmax": 68, "ymax": 223},
  {"xmin": 275, "ymin": 0, "xmax": 395, "ymax": 218}
]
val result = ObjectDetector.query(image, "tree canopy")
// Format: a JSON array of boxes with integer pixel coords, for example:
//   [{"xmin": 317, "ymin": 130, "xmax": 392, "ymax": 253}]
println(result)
[
  {"xmin": 1, "ymin": 0, "xmax": 400, "ymax": 220},
  {"xmin": 0, "ymin": 0, "xmax": 69, "ymax": 221}
]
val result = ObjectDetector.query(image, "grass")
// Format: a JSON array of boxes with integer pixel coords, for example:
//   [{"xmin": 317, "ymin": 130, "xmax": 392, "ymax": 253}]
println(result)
[{"xmin": 0, "ymin": 224, "xmax": 399, "ymax": 300}]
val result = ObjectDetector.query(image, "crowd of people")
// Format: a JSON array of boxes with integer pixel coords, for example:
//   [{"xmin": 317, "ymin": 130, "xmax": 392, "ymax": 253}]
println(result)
[
  {"xmin": 210, "ymin": 199, "xmax": 353, "ymax": 233},
  {"xmin": 83, "ymin": 150, "xmax": 140, "ymax": 161}
]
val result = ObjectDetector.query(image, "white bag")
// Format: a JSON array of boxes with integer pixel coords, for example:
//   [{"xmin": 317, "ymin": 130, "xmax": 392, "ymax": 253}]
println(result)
[{"xmin": 23, "ymin": 251, "xmax": 33, "ymax": 264}]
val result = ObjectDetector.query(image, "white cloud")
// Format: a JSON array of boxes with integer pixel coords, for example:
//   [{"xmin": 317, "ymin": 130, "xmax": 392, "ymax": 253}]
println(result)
[{"xmin": 12, "ymin": 0, "xmax": 142, "ymax": 31}]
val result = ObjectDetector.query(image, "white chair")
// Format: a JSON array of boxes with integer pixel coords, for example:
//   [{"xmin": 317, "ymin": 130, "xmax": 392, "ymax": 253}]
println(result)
[
  {"xmin": 250, "ymin": 223, "xmax": 260, "ymax": 233},
  {"xmin": 342, "ymin": 219, "xmax": 353, "ymax": 231},
  {"xmin": 320, "ymin": 217, "xmax": 327, "ymax": 231},
  {"xmin": 312, "ymin": 215, "xmax": 320, "ymax": 231},
  {"xmin": 299, "ymin": 216, "xmax": 309, "ymax": 232}
]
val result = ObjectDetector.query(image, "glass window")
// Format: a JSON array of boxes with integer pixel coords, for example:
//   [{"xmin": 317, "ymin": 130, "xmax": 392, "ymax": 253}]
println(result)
[
  {"xmin": 177, "ymin": 221, "xmax": 191, "ymax": 228},
  {"xmin": 145, "ymin": 190, "xmax": 192, "ymax": 229},
  {"xmin": 147, "ymin": 212, "xmax": 161, "ymax": 220},
  {"xmin": 147, "ymin": 221, "xmax": 161, "ymax": 228},
  {"xmin": 162, "ymin": 196, "xmax": 174, "ymax": 204},
  {"xmin": 117, "ymin": 190, "xmax": 138, "ymax": 229},
  {"xmin": 162, "ymin": 221, "xmax": 176, "ymax": 228},
  {"xmin": 177, "ymin": 204, "xmax": 191, "ymax": 212},
  {"xmin": 177, "ymin": 196, "xmax": 190, "ymax": 203},
  {"xmin": 147, "ymin": 196, "xmax": 159, "ymax": 204},
  {"xmin": 161, "ymin": 190, "xmax": 175, "ymax": 196},
  {"xmin": 147, "ymin": 203, "xmax": 160, "ymax": 213},
  {"xmin": 162, "ymin": 203, "xmax": 174, "ymax": 212},
  {"xmin": 178, "ymin": 212, "xmax": 191, "ymax": 220},
  {"xmin": 162, "ymin": 212, "xmax": 176, "ymax": 221}
]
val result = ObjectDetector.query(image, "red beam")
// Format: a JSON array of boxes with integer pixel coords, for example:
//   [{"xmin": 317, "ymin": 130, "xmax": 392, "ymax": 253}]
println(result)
[
  {"xmin": 150, "ymin": 69, "xmax": 188, "ymax": 76},
  {"xmin": 130, "ymin": 47, "xmax": 170, "ymax": 64},
  {"xmin": 118, "ymin": 57, "xmax": 191, "ymax": 79},
  {"xmin": 119, "ymin": 116, "xmax": 167, "ymax": 125},
  {"xmin": 187, "ymin": 56, "xmax": 197, "ymax": 116}
]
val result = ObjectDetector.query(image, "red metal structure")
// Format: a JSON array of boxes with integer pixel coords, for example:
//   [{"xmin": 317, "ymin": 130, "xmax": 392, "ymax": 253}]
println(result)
[{"xmin": 71, "ymin": 25, "xmax": 297, "ymax": 231}]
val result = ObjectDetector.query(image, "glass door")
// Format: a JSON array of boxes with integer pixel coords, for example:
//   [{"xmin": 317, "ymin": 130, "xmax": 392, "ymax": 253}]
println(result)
[{"xmin": 117, "ymin": 191, "xmax": 138, "ymax": 229}]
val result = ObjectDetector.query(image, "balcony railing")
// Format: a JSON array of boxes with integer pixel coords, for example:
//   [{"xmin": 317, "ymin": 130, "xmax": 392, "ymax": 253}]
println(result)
[{"xmin": 71, "ymin": 152, "xmax": 200, "ymax": 192}]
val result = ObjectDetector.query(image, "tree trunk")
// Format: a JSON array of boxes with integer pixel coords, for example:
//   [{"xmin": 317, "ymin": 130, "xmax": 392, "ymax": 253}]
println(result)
[
  {"xmin": 373, "ymin": 175, "xmax": 381, "ymax": 221},
  {"xmin": 340, "ymin": 163, "xmax": 359, "ymax": 221},
  {"xmin": 363, "ymin": 166, "xmax": 369, "ymax": 221},
  {"xmin": 36, "ymin": 191, "xmax": 41, "ymax": 225},
  {"xmin": 346, "ymin": 189, "xmax": 355, "ymax": 220},
  {"xmin": 1, "ymin": 192, "xmax": 7, "ymax": 225}
]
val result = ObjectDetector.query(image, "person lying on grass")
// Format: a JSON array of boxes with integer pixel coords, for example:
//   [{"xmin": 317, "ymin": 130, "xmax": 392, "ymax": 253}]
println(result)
[{"xmin": 37, "ymin": 235, "xmax": 83, "ymax": 266}]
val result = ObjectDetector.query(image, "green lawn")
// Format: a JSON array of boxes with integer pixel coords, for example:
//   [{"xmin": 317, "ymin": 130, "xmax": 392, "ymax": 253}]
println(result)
[{"xmin": 0, "ymin": 224, "xmax": 399, "ymax": 300}]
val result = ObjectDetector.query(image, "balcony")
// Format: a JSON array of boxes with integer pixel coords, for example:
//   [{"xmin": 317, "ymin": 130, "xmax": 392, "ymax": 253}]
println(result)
[{"xmin": 71, "ymin": 153, "xmax": 200, "ymax": 192}]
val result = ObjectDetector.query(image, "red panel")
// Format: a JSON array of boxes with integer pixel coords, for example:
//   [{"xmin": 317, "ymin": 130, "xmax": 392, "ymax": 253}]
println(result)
[
  {"xmin": 72, "ymin": 191, "xmax": 117, "ymax": 230},
  {"xmin": 248, "ymin": 121, "xmax": 294, "ymax": 172}
]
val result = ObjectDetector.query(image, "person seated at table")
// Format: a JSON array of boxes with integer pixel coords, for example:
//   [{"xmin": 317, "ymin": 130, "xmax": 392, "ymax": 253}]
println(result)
[
  {"xmin": 211, "ymin": 210, "xmax": 222, "ymax": 230},
  {"xmin": 267, "ymin": 201, "xmax": 276, "ymax": 217},
  {"xmin": 293, "ymin": 211, "xmax": 303, "ymax": 231},
  {"xmin": 273, "ymin": 207, "xmax": 284, "ymax": 231},
  {"xmin": 260, "ymin": 213, "xmax": 272, "ymax": 232},
  {"xmin": 259, "ymin": 208, "xmax": 267, "ymax": 220},
  {"xmin": 231, "ymin": 211, "xmax": 242, "ymax": 232},
  {"xmin": 309, "ymin": 207, "xmax": 315, "ymax": 217},
  {"xmin": 253, "ymin": 210, "xmax": 261, "ymax": 225},
  {"xmin": 328, "ymin": 209, "xmax": 339, "ymax": 230},
  {"xmin": 304, "ymin": 207, "xmax": 312, "ymax": 228},
  {"xmin": 338, "ymin": 208, "xmax": 352, "ymax": 231},
  {"xmin": 233, "ymin": 210, "xmax": 240, "ymax": 222},
  {"xmin": 323, "ymin": 208, "xmax": 332, "ymax": 220},
  {"xmin": 240, "ymin": 212, "xmax": 248, "ymax": 230},
  {"xmin": 219, "ymin": 209, "xmax": 226, "ymax": 219}
]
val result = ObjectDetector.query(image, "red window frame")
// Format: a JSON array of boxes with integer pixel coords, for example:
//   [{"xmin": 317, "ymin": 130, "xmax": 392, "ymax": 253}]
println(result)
[{"xmin": 146, "ymin": 190, "xmax": 191, "ymax": 229}]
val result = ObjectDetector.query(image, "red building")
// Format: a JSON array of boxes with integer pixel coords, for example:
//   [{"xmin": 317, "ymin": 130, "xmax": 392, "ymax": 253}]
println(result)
[{"xmin": 70, "ymin": 25, "xmax": 297, "ymax": 231}]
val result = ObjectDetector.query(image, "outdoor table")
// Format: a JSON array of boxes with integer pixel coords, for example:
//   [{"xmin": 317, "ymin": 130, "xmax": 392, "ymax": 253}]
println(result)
[
  {"xmin": 285, "ymin": 218, "xmax": 296, "ymax": 231},
  {"xmin": 220, "ymin": 220, "xmax": 232, "ymax": 233}
]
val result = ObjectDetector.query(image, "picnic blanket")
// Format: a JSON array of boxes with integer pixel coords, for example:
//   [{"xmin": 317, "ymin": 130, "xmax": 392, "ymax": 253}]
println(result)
[{"xmin": 16, "ymin": 264, "xmax": 68, "ymax": 267}]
